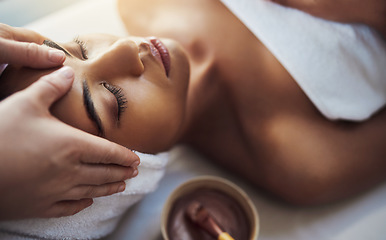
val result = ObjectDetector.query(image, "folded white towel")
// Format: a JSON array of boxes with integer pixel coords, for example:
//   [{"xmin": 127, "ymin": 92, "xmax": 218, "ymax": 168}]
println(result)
[
  {"xmin": 220, "ymin": 0, "xmax": 386, "ymax": 121},
  {"xmin": 0, "ymin": 152, "xmax": 169, "ymax": 240}
]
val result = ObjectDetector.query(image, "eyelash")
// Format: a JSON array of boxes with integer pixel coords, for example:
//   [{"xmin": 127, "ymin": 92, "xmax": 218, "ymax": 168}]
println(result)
[
  {"xmin": 102, "ymin": 82, "xmax": 128, "ymax": 120},
  {"xmin": 74, "ymin": 37, "xmax": 88, "ymax": 60}
]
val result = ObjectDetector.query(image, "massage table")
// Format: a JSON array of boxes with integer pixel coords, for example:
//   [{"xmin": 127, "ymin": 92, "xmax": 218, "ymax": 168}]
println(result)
[{"xmin": 5, "ymin": 0, "xmax": 386, "ymax": 239}]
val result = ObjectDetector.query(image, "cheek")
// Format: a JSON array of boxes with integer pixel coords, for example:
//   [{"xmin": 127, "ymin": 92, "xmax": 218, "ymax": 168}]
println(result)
[{"xmin": 108, "ymin": 92, "xmax": 185, "ymax": 153}]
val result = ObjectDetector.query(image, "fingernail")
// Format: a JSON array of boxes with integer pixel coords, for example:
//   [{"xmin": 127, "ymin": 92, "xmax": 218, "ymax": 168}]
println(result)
[
  {"xmin": 132, "ymin": 169, "xmax": 138, "ymax": 177},
  {"xmin": 48, "ymin": 49, "xmax": 65, "ymax": 63},
  {"xmin": 131, "ymin": 160, "xmax": 140, "ymax": 168},
  {"xmin": 56, "ymin": 66, "xmax": 74, "ymax": 80},
  {"xmin": 118, "ymin": 183, "xmax": 126, "ymax": 192}
]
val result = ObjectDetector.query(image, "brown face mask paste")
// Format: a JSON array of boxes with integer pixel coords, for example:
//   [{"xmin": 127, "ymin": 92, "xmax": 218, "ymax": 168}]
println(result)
[{"xmin": 167, "ymin": 188, "xmax": 250, "ymax": 240}]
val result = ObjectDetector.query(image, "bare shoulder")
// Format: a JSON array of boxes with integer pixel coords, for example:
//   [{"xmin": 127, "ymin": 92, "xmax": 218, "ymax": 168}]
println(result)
[
  {"xmin": 211, "ymin": 67, "xmax": 386, "ymax": 205},
  {"xmin": 117, "ymin": 0, "xmax": 386, "ymax": 205},
  {"xmin": 254, "ymin": 104, "xmax": 386, "ymax": 205}
]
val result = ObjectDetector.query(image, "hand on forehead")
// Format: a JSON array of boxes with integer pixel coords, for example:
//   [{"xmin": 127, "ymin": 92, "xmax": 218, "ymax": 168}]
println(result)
[{"xmin": 0, "ymin": 23, "xmax": 65, "ymax": 68}]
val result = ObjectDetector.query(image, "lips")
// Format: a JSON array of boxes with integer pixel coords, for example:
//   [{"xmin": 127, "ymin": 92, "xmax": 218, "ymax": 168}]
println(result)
[{"xmin": 147, "ymin": 37, "xmax": 171, "ymax": 77}]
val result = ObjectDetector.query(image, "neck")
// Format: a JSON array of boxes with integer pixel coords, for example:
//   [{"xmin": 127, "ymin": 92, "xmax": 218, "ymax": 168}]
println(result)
[{"xmin": 175, "ymin": 43, "xmax": 220, "ymax": 141}]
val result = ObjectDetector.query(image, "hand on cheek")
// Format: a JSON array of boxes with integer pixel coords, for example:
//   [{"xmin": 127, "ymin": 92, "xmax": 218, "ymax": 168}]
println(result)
[{"xmin": 0, "ymin": 67, "xmax": 140, "ymax": 220}]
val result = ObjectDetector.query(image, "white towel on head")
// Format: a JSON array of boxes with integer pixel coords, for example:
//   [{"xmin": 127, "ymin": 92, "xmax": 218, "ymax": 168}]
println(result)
[
  {"xmin": 220, "ymin": 0, "xmax": 386, "ymax": 121},
  {"xmin": 0, "ymin": 152, "xmax": 169, "ymax": 240}
]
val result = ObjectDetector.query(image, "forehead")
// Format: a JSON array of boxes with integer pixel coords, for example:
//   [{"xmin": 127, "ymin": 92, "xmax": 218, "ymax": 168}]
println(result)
[
  {"xmin": 75, "ymin": 33, "xmax": 129, "ymax": 47},
  {"xmin": 79, "ymin": 33, "xmax": 119, "ymax": 41}
]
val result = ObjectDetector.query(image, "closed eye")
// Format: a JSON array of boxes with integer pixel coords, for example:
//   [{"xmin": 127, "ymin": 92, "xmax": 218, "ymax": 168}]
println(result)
[
  {"xmin": 74, "ymin": 37, "xmax": 88, "ymax": 60},
  {"xmin": 102, "ymin": 82, "xmax": 128, "ymax": 122},
  {"xmin": 44, "ymin": 39, "xmax": 88, "ymax": 60}
]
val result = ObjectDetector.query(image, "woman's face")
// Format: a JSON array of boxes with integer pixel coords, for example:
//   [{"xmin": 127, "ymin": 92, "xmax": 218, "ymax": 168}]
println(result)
[{"xmin": 0, "ymin": 34, "xmax": 190, "ymax": 153}]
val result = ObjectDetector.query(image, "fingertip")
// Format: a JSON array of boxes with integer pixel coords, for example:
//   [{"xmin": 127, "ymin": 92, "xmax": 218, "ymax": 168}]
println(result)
[
  {"xmin": 25, "ymin": 66, "xmax": 74, "ymax": 107},
  {"xmin": 54, "ymin": 66, "xmax": 75, "ymax": 84},
  {"xmin": 108, "ymin": 145, "xmax": 141, "ymax": 167},
  {"xmin": 118, "ymin": 182, "xmax": 126, "ymax": 193},
  {"xmin": 48, "ymin": 49, "xmax": 66, "ymax": 64},
  {"xmin": 26, "ymin": 41, "xmax": 65, "ymax": 68},
  {"xmin": 130, "ymin": 160, "xmax": 140, "ymax": 168},
  {"xmin": 122, "ymin": 151, "xmax": 140, "ymax": 167},
  {"xmin": 132, "ymin": 169, "xmax": 139, "ymax": 178},
  {"xmin": 46, "ymin": 66, "xmax": 75, "ymax": 92},
  {"xmin": 129, "ymin": 149, "xmax": 141, "ymax": 163},
  {"xmin": 80, "ymin": 138, "xmax": 141, "ymax": 167},
  {"xmin": 42, "ymin": 66, "xmax": 74, "ymax": 93},
  {"xmin": 122, "ymin": 166, "xmax": 139, "ymax": 180}
]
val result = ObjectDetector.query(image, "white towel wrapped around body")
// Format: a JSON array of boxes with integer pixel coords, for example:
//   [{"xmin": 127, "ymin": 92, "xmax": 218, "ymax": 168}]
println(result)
[
  {"xmin": 221, "ymin": 0, "xmax": 386, "ymax": 121},
  {"xmin": 0, "ymin": 152, "xmax": 168, "ymax": 240}
]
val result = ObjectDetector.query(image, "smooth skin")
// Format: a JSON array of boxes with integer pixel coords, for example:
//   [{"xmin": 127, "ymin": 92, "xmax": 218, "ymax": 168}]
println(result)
[
  {"xmin": 0, "ymin": 34, "xmax": 190, "ymax": 153},
  {"xmin": 0, "ymin": 24, "xmax": 140, "ymax": 220},
  {"xmin": 119, "ymin": 0, "xmax": 386, "ymax": 205},
  {"xmin": 1, "ymin": 0, "xmax": 385, "ymax": 210}
]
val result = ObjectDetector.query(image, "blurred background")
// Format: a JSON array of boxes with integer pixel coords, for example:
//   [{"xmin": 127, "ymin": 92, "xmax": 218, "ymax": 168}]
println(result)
[{"xmin": 0, "ymin": 0, "xmax": 86, "ymax": 27}]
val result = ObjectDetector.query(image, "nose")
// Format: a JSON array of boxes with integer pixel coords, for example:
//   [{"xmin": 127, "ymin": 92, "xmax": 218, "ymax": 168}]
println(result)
[{"xmin": 90, "ymin": 39, "xmax": 144, "ymax": 78}]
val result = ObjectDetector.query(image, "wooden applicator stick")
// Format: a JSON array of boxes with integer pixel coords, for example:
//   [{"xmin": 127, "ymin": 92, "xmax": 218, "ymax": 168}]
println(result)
[{"xmin": 185, "ymin": 201, "xmax": 235, "ymax": 240}]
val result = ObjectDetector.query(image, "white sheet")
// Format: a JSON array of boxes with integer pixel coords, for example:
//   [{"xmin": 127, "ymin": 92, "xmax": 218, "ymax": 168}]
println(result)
[{"xmin": 4, "ymin": 0, "xmax": 386, "ymax": 239}]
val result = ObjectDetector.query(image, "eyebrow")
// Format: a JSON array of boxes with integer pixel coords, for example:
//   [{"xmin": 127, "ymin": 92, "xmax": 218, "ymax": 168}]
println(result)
[
  {"xmin": 43, "ymin": 40, "xmax": 71, "ymax": 56},
  {"xmin": 82, "ymin": 80, "xmax": 105, "ymax": 137}
]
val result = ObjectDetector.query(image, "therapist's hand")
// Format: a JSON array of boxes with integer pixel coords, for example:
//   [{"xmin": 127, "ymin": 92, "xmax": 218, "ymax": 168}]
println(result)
[
  {"xmin": 0, "ymin": 23, "xmax": 65, "ymax": 68},
  {"xmin": 270, "ymin": 0, "xmax": 386, "ymax": 39},
  {"xmin": 0, "ymin": 67, "xmax": 140, "ymax": 220}
]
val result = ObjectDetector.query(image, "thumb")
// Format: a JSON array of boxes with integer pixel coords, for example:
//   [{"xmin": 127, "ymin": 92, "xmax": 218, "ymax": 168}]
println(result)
[
  {"xmin": 0, "ymin": 38, "xmax": 65, "ymax": 68},
  {"xmin": 23, "ymin": 66, "xmax": 74, "ymax": 108}
]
